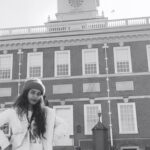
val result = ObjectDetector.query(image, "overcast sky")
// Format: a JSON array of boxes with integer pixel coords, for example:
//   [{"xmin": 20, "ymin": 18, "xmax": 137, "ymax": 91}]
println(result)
[{"xmin": 0, "ymin": 0, "xmax": 149, "ymax": 28}]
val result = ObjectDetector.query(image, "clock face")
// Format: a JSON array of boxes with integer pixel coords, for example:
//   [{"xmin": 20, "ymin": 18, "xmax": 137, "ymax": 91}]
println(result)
[{"xmin": 68, "ymin": 0, "xmax": 84, "ymax": 8}]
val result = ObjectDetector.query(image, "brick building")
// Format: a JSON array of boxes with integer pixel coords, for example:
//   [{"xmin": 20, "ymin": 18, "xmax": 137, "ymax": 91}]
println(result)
[{"xmin": 0, "ymin": 0, "xmax": 150, "ymax": 150}]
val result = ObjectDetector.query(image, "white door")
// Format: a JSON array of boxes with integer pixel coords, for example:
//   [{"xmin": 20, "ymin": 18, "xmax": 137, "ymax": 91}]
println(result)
[{"xmin": 53, "ymin": 105, "xmax": 74, "ymax": 146}]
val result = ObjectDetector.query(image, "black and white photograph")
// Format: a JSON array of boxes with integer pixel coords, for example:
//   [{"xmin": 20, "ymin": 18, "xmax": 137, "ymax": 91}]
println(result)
[
  {"xmin": 0, "ymin": 109, "xmax": 10, "ymax": 137},
  {"xmin": 0, "ymin": 0, "xmax": 150, "ymax": 150}
]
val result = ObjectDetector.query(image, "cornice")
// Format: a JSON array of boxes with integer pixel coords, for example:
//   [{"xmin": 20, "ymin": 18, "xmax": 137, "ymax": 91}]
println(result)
[
  {"xmin": 1, "ymin": 71, "xmax": 150, "ymax": 83},
  {"xmin": 0, "ymin": 30, "xmax": 150, "ymax": 50}
]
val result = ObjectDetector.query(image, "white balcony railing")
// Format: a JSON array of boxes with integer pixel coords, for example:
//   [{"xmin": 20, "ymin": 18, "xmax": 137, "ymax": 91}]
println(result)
[{"xmin": 0, "ymin": 16, "xmax": 150, "ymax": 36}]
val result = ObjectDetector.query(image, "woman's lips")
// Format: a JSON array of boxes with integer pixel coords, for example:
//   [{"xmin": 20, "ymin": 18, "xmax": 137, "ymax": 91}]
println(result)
[{"xmin": 31, "ymin": 99, "xmax": 38, "ymax": 103}]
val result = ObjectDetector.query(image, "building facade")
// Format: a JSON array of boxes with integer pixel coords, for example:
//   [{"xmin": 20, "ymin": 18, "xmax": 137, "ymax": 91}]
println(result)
[{"xmin": 0, "ymin": 0, "xmax": 150, "ymax": 150}]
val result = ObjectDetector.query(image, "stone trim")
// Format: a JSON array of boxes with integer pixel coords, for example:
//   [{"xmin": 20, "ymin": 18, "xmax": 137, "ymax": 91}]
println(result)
[{"xmin": 0, "ymin": 31, "xmax": 150, "ymax": 51}]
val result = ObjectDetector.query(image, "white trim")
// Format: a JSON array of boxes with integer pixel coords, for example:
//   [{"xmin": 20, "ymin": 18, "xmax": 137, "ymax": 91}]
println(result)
[
  {"xmin": 27, "ymin": 52, "xmax": 43, "ymax": 78},
  {"xmin": 117, "ymin": 103, "xmax": 138, "ymax": 134},
  {"xmin": 114, "ymin": 137, "xmax": 150, "ymax": 140},
  {"xmin": 53, "ymin": 105, "xmax": 73, "ymax": 111},
  {"xmin": 84, "ymin": 104, "xmax": 101, "ymax": 135},
  {"xmin": 11, "ymin": 54, "xmax": 13, "ymax": 80},
  {"xmin": 146, "ymin": 45, "xmax": 150, "ymax": 71},
  {"xmin": 54, "ymin": 51, "xmax": 57, "ymax": 77},
  {"xmin": 120, "ymin": 146, "xmax": 139, "ymax": 150},
  {"xmin": 0, "ymin": 54, "xmax": 13, "ymax": 80},
  {"xmin": 2, "ymin": 71, "xmax": 150, "ymax": 83},
  {"xmin": 82, "ymin": 48, "xmax": 99, "ymax": 75},
  {"xmin": 45, "ymin": 95, "xmax": 150, "ymax": 102},
  {"xmin": 113, "ymin": 46, "xmax": 132, "ymax": 74},
  {"xmin": 54, "ymin": 50, "xmax": 71, "ymax": 77}
]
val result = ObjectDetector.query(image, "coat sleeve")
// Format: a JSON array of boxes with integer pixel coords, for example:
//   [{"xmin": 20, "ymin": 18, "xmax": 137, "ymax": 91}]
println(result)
[
  {"xmin": 0, "ymin": 130, "xmax": 10, "ymax": 150},
  {"xmin": 53, "ymin": 114, "xmax": 69, "ymax": 145},
  {"xmin": 0, "ymin": 109, "xmax": 12, "ymax": 149},
  {"xmin": 0, "ymin": 109, "xmax": 12, "ymax": 127}
]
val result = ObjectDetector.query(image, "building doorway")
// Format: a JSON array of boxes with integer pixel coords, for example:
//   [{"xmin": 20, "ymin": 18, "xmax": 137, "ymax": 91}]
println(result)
[{"xmin": 53, "ymin": 105, "xmax": 74, "ymax": 146}]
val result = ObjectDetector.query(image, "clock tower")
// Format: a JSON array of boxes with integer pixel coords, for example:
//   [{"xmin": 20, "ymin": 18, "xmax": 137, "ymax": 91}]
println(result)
[{"xmin": 56, "ymin": 0, "xmax": 100, "ymax": 21}]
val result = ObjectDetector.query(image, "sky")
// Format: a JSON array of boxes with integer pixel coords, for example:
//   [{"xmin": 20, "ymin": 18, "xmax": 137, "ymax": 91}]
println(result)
[{"xmin": 0, "ymin": 0, "xmax": 149, "ymax": 28}]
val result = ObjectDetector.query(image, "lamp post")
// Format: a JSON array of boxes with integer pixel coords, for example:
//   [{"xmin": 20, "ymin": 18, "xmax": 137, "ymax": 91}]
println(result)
[
  {"xmin": 17, "ymin": 49, "xmax": 23, "ymax": 96},
  {"xmin": 102, "ymin": 43, "xmax": 113, "ymax": 147}
]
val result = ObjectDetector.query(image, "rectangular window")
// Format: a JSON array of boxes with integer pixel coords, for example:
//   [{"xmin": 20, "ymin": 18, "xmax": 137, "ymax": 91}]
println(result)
[
  {"xmin": 55, "ymin": 50, "xmax": 70, "ymax": 77},
  {"xmin": 146, "ymin": 45, "xmax": 150, "ymax": 71},
  {"xmin": 114, "ymin": 47, "xmax": 132, "ymax": 73},
  {"xmin": 118, "ymin": 103, "xmax": 138, "ymax": 134},
  {"xmin": 82, "ymin": 49, "xmax": 99, "ymax": 75},
  {"xmin": 84, "ymin": 104, "xmax": 101, "ymax": 135},
  {"xmin": 0, "ymin": 54, "xmax": 13, "ymax": 80},
  {"xmin": 27, "ymin": 52, "xmax": 43, "ymax": 78}
]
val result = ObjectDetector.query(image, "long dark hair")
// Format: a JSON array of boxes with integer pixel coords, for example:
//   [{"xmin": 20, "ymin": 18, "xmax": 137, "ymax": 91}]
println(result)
[{"xmin": 13, "ymin": 89, "xmax": 46, "ymax": 139}]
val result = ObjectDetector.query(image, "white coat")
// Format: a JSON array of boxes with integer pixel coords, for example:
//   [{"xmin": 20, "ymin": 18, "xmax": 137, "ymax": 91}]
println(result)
[{"xmin": 0, "ymin": 106, "xmax": 67, "ymax": 150}]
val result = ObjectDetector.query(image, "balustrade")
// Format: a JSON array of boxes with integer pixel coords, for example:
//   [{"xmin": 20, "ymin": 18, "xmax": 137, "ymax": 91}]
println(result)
[{"xmin": 0, "ymin": 16, "xmax": 149, "ymax": 36}]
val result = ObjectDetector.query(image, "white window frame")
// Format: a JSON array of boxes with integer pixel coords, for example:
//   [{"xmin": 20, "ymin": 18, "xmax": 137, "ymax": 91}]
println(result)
[
  {"xmin": 146, "ymin": 45, "xmax": 150, "ymax": 71},
  {"xmin": 82, "ymin": 48, "xmax": 99, "ymax": 75},
  {"xmin": 0, "ymin": 54, "xmax": 13, "ymax": 80},
  {"xmin": 84, "ymin": 104, "xmax": 101, "ymax": 135},
  {"xmin": 114, "ymin": 46, "xmax": 132, "ymax": 73},
  {"xmin": 27, "ymin": 52, "xmax": 43, "ymax": 78},
  {"xmin": 55, "ymin": 50, "xmax": 71, "ymax": 77},
  {"xmin": 120, "ymin": 146, "xmax": 139, "ymax": 150},
  {"xmin": 118, "ymin": 103, "xmax": 138, "ymax": 134}
]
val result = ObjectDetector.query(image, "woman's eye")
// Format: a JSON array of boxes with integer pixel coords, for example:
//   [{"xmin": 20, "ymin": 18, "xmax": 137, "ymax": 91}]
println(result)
[
  {"xmin": 30, "ymin": 91, "xmax": 35, "ymax": 94},
  {"xmin": 37, "ymin": 92, "xmax": 42, "ymax": 96},
  {"xmin": 31, "ymin": 91, "xmax": 41, "ymax": 96}
]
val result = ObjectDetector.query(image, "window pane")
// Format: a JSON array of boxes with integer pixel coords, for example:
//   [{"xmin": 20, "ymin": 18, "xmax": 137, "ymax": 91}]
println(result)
[
  {"xmin": 55, "ymin": 51, "xmax": 70, "ymax": 76},
  {"xmin": 118, "ymin": 103, "xmax": 138, "ymax": 134},
  {"xmin": 85, "ymin": 64, "xmax": 97, "ymax": 74},
  {"xmin": 117, "ymin": 61, "xmax": 130, "ymax": 73},
  {"xmin": 83, "ymin": 49, "xmax": 98, "ymax": 75},
  {"xmin": 114, "ymin": 47, "xmax": 131, "ymax": 73},
  {"xmin": 147, "ymin": 45, "xmax": 150, "ymax": 71},
  {"xmin": 0, "ymin": 55, "xmax": 12, "ymax": 79},
  {"xmin": 29, "ymin": 67, "xmax": 41, "ymax": 78},
  {"xmin": 57, "ymin": 64, "xmax": 68, "ymax": 76},
  {"xmin": 115, "ymin": 49, "xmax": 130, "ymax": 61},
  {"xmin": 84, "ymin": 51, "xmax": 96, "ymax": 63},
  {"xmin": 0, "ymin": 70, "xmax": 10, "ymax": 79},
  {"xmin": 28, "ymin": 52, "xmax": 43, "ymax": 78},
  {"xmin": 84, "ymin": 104, "xmax": 101, "ymax": 134},
  {"xmin": 57, "ymin": 52, "xmax": 69, "ymax": 64}
]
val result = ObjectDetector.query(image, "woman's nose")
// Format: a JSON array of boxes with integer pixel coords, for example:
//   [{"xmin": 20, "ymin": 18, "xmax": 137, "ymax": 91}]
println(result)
[{"xmin": 32, "ymin": 93, "xmax": 39, "ymax": 98}]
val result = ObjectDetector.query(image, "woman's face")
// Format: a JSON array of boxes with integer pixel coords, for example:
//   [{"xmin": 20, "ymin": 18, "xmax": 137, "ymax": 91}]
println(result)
[{"xmin": 27, "ymin": 89, "xmax": 42, "ymax": 105}]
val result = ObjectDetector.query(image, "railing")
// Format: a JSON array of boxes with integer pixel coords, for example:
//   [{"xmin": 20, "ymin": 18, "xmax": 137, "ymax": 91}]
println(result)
[{"xmin": 0, "ymin": 16, "xmax": 150, "ymax": 36}]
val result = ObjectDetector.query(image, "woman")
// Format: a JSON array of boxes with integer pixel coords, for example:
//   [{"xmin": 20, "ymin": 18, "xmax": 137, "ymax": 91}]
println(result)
[{"xmin": 0, "ymin": 78, "xmax": 67, "ymax": 150}]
